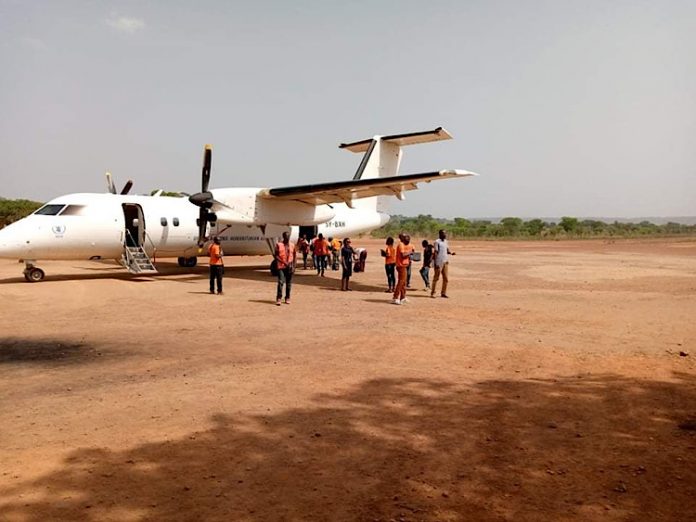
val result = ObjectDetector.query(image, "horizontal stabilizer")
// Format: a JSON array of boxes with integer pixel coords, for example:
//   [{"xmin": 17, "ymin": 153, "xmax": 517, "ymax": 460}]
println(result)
[
  {"xmin": 339, "ymin": 127, "xmax": 452, "ymax": 153},
  {"xmin": 260, "ymin": 170, "xmax": 476, "ymax": 206}
]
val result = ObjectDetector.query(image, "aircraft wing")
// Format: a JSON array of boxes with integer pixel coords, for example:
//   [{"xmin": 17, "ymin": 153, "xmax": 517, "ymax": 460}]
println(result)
[{"xmin": 259, "ymin": 170, "xmax": 476, "ymax": 206}]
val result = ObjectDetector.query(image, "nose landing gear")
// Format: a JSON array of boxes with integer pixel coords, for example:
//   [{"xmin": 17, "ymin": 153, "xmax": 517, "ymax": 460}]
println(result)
[{"xmin": 23, "ymin": 261, "xmax": 45, "ymax": 282}]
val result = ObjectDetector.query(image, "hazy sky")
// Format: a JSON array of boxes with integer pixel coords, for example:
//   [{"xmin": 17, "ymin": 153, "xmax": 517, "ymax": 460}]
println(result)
[{"xmin": 1, "ymin": 1, "xmax": 694, "ymax": 218}]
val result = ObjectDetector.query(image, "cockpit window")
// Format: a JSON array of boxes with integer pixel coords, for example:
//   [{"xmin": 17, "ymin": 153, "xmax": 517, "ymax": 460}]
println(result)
[
  {"xmin": 34, "ymin": 204, "xmax": 65, "ymax": 216},
  {"xmin": 59, "ymin": 205, "xmax": 87, "ymax": 216}
]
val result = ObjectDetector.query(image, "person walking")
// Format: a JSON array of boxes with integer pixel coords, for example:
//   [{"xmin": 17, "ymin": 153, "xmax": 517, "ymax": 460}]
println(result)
[
  {"xmin": 274, "ymin": 231, "xmax": 296, "ymax": 305},
  {"xmin": 392, "ymin": 234, "xmax": 414, "ymax": 305},
  {"xmin": 382, "ymin": 236, "xmax": 396, "ymax": 293},
  {"xmin": 208, "ymin": 237, "xmax": 224, "ymax": 295},
  {"xmin": 297, "ymin": 234, "xmax": 310, "ymax": 269},
  {"xmin": 330, "ymin": 236, "xmax": 342, "ymax": 270},
  {"xmin": 313, "ymin": 233, "xmax": 329, "ymax": 276},
  {"xmin": 340, "ymin": 237, "xmax": 355, "ymax": 291},
  {"xmin": 419, "ymin": 239, "xmax": 434, "ymax": 290},
  {"xmin": 431, "ymin": 229, "xmax": 456, "ymax": 298}
]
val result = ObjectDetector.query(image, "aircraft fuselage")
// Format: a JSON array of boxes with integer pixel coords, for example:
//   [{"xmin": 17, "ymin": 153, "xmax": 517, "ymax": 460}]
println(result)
[{"xmin": 0, "ymin": 192, "xmax": 389, "ymax": 263}]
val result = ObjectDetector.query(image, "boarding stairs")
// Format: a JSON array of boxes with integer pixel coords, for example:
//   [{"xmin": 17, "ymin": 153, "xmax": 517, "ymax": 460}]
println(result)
[{"xmin": 121, "ymin": 245, "xmax": 158, "ymax": 275}]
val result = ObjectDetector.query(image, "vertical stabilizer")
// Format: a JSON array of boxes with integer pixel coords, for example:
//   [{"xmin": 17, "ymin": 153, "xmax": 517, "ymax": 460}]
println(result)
[{"xmin": 339, "ymin": 127, "xmax": 453, "ymax": 209}]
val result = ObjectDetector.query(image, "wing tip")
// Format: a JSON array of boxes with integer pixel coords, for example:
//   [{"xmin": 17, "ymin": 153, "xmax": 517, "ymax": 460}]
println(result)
[{"xmin": 440, "ymin": 169, "xmax": 479, "ymax": 177}]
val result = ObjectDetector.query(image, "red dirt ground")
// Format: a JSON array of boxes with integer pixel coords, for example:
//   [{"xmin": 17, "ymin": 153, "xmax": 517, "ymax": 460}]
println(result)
[{"xmin": 1, "ymin": 238, "xmax": 695, "ymax": 521}]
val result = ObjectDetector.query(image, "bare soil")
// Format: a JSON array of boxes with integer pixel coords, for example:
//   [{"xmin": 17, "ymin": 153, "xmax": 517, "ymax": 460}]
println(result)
[{"xmin": 1, "ymin": 238, "xmax": 695, "ymax": 521}]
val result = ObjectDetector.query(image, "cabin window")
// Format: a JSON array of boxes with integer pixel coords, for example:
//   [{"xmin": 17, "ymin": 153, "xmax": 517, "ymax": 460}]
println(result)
[
  {"xmin": 59, "ymin": 205, "xmax": 87, "ymax": 216},
  {"xmin": 160, "ymin": 217, "xmax": 168, "ymax": 226},
  {"xmin": 173, "ymin": 217, "xmax": 180, "ymax": 227},
  {"xmin": 34, "ymin": 204, "xmax": 65, "ymax": 216}
]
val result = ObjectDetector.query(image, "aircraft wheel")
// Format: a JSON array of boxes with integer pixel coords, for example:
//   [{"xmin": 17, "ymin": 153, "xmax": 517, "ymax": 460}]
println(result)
[
  {"xmin": 178, "ymin": 257, "xmax": 197, "ymax": 268},
  {"xmin": 26, "ymin": 267, "xmax": 45, "ymax": 282}
]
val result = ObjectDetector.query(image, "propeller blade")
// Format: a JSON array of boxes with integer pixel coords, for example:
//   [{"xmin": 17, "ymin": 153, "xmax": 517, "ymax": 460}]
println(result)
[
  {"xmin": 120, "ymin": 180, "xmax": 134, "ymax": 195},
  {"xmin": 105, "ymin": 172, "xmax": 116, "ymax": 194},
  {"xmin": 197, "ymin": 208, "xmax": 208, "ymax": 247},
  {"xmin": 202, "ymin": 144, "xmax": 212, "ymax": 193}
]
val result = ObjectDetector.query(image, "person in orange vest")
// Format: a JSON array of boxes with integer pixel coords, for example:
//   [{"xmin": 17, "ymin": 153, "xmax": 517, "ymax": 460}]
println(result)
[
  {"xmin": 329, "ymin": 236, "xmax": 342, "ymax": 270},
  {"xmin": 208, "ymin": 237, "xmax": 224, "ymax": 295},
  {"xmin": 392, "ymin": 233, "xmax": 414, "ymax": 305},
  {"xmin": 274, "ymin": 231, "xmax": 297, "ymax": 305},
  {"xmin": 381, "ymin": 236, "xmax": 397, "ymax": 293},
  {"xmin": 313, "ymin": 233, "xmax": 329, "ymax": 276},
  {"xmin": 297, "ymin": 234, "xmax": 310, "ymax": 269}
]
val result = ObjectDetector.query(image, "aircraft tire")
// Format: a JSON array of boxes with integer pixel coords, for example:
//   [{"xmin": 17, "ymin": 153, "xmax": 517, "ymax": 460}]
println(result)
[
  {"xmin": 178, "ymin": 257, "xmax": 198, "ymax": 268},
  {"xmin": 26, "ymin": 267, "xmax": 45, "ymax": 282}
]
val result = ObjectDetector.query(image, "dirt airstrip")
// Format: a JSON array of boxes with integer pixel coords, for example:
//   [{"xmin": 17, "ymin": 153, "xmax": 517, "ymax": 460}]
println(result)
[{"xmin": 0, "ymin": 238, "xmax": 695, "ymax": 521}]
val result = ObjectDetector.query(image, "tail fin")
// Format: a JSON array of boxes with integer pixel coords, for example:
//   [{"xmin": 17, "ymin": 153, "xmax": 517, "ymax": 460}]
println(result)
[{"xmin": 339, "ymin": 127, "xmax": 453, "ymax": 180}]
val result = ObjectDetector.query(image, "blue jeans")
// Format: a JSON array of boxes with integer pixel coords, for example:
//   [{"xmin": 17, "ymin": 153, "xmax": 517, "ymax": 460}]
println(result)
[
  {"xmin": 276, "ymin": 267, "xmax": 293, "ymax": 300},
  {"xmin": 316, "ymin": 255, "xmax": 327, "ymax": 274},
  {"xmin": 419, "ymin": 266, "xmax": 430, "ymax": 287},
  {"xmin": 385, "ymin": 263, "xmax": 396, "ymax": 289}
]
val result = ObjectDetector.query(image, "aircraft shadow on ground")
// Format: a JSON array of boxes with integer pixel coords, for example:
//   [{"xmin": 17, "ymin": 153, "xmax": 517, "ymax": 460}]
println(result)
[
  {"xmin": 1, "ymin": 374, "xmax": 694, "ymax": 520},
  {"xmin": 0, "ymin": 338, "xmax": 117, "ymax": 367}
]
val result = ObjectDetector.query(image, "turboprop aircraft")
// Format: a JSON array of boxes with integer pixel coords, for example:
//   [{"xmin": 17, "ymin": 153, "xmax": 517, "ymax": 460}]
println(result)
[{"xmin": 0, "ymin": 127, "xmax": 477, "ymax": 282}]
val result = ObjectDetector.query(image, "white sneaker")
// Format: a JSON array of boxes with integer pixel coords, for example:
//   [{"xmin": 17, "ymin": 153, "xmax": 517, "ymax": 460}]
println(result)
[
  {"xmin": 391, "ymin": 299, "xmax": 402, "ymax": 305},
  {"xmin": 400, "ymin": 298, "xmax": 409, "ymax": 304}
]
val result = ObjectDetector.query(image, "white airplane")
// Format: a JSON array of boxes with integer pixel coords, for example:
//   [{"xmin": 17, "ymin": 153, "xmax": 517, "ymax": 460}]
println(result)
[{"xmin": 0, "ymin": 127, "xmax": 476, "ymax": 282}]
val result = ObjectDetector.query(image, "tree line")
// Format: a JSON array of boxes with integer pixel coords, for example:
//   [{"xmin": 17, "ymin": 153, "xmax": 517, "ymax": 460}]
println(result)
[
  {"xmin": 372, "ymin": 215, "xmax": 696, "ymax": 239},
  {"xmin": 0, "ymin": 198, "xmax": 43, "ymax": 228},
  {"xmin": 2, "ymin": 198, "xmax": 695, "ymax": 239}
]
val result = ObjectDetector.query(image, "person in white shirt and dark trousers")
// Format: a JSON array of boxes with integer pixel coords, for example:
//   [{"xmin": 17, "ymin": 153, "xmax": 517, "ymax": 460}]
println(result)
[{"xmin": 431, "ymin": 229, "xmax": 455, "ymax": 298}]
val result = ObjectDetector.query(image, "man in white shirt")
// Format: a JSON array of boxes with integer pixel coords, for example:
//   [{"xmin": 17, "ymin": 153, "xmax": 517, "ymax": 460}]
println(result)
[{"xmin": 431, "ymin": 229, "xmax": 456, "ymax": 298}]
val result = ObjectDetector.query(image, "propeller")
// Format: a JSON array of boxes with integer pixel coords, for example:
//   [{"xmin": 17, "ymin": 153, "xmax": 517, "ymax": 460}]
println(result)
[
  {"xmin": 105, "ymin": 172, "xmax": 116, "ymax": 194},
  {"xmin": 188, "ymin": 144, "xmax": 215, "ymax": 247},
  {"xmin": 120, "ymin": 180, "xmax": 133, "ymax": 195},
  {"xmin": 105, "ymin": 172, "xmax": 134, "ymax": 195}
]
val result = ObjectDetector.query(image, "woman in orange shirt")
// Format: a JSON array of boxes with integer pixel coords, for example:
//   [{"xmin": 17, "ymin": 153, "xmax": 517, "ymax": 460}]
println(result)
[{"xmin": 381, "ymin": 236, "xmax": 397, "ymax": 293}]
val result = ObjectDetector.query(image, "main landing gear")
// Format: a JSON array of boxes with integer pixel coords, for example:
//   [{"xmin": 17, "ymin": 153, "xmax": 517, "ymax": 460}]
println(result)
[
  {"xmin": 177, "ymin": 256, "xmax": 198, "ymax": 268},
  {"xmin": 23, "ymin": 261, "xmax": 45, "ymax": 282}
]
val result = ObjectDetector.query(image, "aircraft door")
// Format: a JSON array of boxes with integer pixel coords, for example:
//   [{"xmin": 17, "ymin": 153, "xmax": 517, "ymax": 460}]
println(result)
[
  {"xmin": 299, "ymin": 225, "xmax": 318, "ymax": 241},
  {"xmin": 122, "ymin": 204, "xmax": 145, "ymax": 247}
]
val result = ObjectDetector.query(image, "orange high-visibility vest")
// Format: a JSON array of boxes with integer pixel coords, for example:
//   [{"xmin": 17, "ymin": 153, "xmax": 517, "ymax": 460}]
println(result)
[
  {"xmin": 208, "ymin": 243, "xmax": 223, "ymax": 265},
  {"xmin": 313, "ymin": 238, "xmax": 329, "ymax": 256},
  {"xmin": 396, "ymin": 243, "xmax": 414, "ymax": 267},
  {"xmin": 384, "ymin": 245, "xmax": 397, "ymax": 264},
  {"xmin": 275, "ymin": 241, "xmax": 296, "ymax": 269}
]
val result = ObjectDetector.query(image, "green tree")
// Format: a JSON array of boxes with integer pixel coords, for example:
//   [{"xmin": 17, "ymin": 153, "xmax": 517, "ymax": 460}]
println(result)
[
  {"xmin": 500, "ymin": 217, "xmax": 523, "ymax": 236},
  {"xmin": 0, "ymin": 198, "xmax": 43, "ymax": 228},
  {"xmin": 523, "ymin": 219, "xmax": 545, "ymax": 236},
  {"xmin": 559, "ymin": 216, "xmax": 579, "ymax": 233}
]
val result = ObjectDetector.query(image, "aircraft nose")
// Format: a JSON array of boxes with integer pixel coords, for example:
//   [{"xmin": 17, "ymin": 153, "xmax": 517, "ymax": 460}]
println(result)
[{"xmin": 0, "ymin": 221, "xmax": 29, "ymax": 259}]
